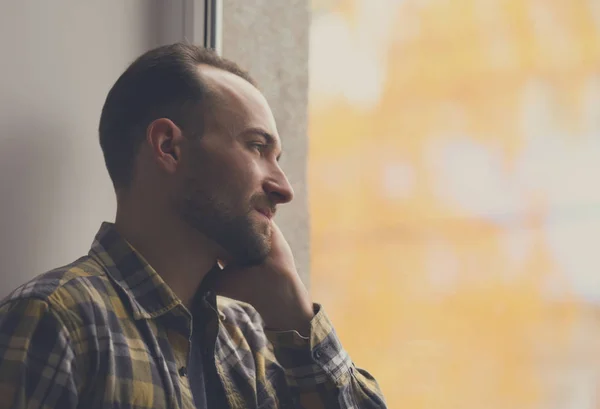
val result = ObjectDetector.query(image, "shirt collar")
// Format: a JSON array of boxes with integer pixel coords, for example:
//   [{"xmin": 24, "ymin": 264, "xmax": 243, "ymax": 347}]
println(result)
[{"xmin": 88, "ymin": 222, "xmax": 186, "ymax": 320}]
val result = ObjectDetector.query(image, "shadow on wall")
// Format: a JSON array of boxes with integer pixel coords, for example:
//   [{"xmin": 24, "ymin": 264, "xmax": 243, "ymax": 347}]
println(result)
[{"xmin": 0, "ymin": 117, "xmax": 69, "ymax": 297}]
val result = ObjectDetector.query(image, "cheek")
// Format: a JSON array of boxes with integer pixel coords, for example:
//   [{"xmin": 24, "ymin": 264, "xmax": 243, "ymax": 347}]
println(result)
[
  {"xmin": 187, "ymin": 144, "xmax": 262, "ymax": 203},
  {"xmin": 200, "ymin": 170, "xmax": 255, "ymax": 212},
  {"xmin": 215, "ymin": 156, "xmax": 261, "ymax": 192}
]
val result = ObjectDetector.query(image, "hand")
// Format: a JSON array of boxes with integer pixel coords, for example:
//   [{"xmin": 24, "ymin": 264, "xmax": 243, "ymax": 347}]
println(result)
[{"xmin": 209, "ymin": 223, "xmax": 314, "ymax": 335}]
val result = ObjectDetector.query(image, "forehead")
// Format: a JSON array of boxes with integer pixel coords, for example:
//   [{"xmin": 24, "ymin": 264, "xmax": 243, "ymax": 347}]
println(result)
[{"xmin": 197, "ymin": 65, "xmax": 279, "ymax": 141}]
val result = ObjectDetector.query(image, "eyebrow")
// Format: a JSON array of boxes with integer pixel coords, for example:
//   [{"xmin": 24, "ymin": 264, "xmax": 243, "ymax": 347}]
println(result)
[{"xmin": 240, "ymin": 127, "xmax": 283, "ymax": 161}]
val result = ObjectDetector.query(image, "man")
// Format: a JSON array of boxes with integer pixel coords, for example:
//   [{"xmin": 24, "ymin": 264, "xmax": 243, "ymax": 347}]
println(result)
[{"xmin": 0, "ymin": 43, "xmax": 386, "ymax": 409}]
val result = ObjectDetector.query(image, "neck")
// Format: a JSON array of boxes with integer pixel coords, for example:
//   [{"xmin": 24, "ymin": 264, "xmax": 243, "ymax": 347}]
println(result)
[{"xmin": 114, "ymin": 199, "xmax": 218, "ymax": 309}]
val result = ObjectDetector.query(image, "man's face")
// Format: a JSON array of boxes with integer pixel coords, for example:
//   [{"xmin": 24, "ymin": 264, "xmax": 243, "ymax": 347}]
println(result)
[{"xmin": 174, "ymin": 67, "xmax": 293, "ymax": 266}]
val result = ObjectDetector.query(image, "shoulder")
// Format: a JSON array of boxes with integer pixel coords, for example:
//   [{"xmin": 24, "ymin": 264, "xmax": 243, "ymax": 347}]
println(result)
[{"xmin": 0, "ymin": 256, "xmax": 111, "ymax": 327}]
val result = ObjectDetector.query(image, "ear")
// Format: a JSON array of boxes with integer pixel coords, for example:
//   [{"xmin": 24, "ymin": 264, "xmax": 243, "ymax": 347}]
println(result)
[{"xmin": 146, "ymin": 118, "xmax": 184, "ymax": 175}]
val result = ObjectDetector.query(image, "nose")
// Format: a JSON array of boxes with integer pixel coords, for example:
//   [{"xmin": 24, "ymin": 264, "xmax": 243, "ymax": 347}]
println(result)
[{"xmin": 264, "ymin": 164, "xmax": 294, "ymax": 205}]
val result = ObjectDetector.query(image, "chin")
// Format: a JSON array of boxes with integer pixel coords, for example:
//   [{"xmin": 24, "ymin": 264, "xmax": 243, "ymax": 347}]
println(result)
[
  {"xmin": 249, "ymin": 216, "xmax": 271, "ymax": 239},
  {"xmin": 211, "ymin": 215, "xmax": 273, "ymax": 266},
  {"xmin": 235, "ymin": 232, "xmax": 271, "ymax": 267}
]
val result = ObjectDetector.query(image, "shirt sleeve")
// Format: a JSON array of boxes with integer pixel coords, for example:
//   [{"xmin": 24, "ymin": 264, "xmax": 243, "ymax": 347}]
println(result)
[
  {"xmin": 0, "ymin": 298, "xmax": 79, "ymax": 409},
  {"xmin": 265, "ymin": 304, "xmax": 387, "ymax": 409}
]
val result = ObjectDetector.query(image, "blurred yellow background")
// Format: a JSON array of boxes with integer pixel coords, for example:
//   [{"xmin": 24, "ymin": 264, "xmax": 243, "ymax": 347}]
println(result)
[{"xmin": 308, "ymin": 0, "xmax": 600, "ymax": 408}]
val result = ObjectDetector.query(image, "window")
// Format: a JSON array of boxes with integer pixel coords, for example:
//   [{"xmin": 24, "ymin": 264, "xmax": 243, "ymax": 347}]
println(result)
[{"xmin": 309, "ymin": 1, "xmax": 600, "ymax": 407}]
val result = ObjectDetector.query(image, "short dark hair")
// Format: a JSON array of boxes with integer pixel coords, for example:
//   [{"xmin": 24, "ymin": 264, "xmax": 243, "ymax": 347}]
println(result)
[{"xmin": 99, "ymin": 43, "xmax": 255, "ymax": 189}]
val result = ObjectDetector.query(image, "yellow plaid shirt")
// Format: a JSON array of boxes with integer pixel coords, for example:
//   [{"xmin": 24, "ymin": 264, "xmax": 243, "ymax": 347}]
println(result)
[{"xmin": 0, "ymin": 223, "xmax": 386, "ymax": 409}]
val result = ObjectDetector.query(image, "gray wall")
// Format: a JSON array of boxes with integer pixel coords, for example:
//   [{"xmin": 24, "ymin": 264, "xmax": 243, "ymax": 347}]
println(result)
[
  {"xmin": 0, "ymin": 1, "xmax": 192, "ymax": 298},
  {"xmin": 0, "ymin": 1, "xmax": 311, "ymax": 296},
  {"xmin": 222, "ymin": 0, "xmax": 311, "ymax": 285}
]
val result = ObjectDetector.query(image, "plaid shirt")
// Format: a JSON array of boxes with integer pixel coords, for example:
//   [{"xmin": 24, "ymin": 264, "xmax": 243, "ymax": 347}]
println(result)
[{"xmin": 0, "ymin": 223, "xmax": 386, "ymax": 409}]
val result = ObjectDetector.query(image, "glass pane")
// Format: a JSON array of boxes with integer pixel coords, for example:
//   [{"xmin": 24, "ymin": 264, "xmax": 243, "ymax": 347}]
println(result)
[{"xmin": 308, "ymin": 1, "xmax": 600, "ymax": 408}]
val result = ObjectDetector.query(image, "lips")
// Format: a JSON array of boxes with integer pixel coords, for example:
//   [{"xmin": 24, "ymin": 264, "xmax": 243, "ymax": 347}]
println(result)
[{"xmin": 255, "ymin": 207, "xmax": 275, "ymax": 220}]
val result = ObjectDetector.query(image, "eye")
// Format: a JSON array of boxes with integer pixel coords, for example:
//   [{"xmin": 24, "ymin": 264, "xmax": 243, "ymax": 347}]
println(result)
[{"xmin": 249, "ymin": 142, "xmax": 267, "ymax": 154}]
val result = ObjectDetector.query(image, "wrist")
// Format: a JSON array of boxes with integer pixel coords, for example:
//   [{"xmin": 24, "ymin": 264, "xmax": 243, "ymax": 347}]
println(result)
[
  {"xmin": 259, "ymin": 297, "xmax": 314, "ymax": 336},
  {"xmin": 263, "ymin": 317, "xmax": 313, "ymax": 337}
]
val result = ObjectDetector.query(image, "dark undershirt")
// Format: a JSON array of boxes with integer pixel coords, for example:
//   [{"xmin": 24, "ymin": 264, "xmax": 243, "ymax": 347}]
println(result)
[{"xmin": 188, "ymin": 320, "xmax": 208, "ymax": 409}]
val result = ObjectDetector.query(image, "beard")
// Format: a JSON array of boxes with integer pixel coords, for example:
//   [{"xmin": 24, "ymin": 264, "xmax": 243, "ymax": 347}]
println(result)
[{"xmin": 178, "ymin": 184, "xmax": 273, "ymax": 267}]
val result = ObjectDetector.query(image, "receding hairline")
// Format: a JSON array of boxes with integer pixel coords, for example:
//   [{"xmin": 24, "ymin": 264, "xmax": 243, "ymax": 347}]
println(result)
[
  {"xmin": 194, "ymin": 63, "xmax": 267, "ymax": 135},
  {"xmin": 195, "ymin": 63, "xmax": 262, "ymax": 102}
]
